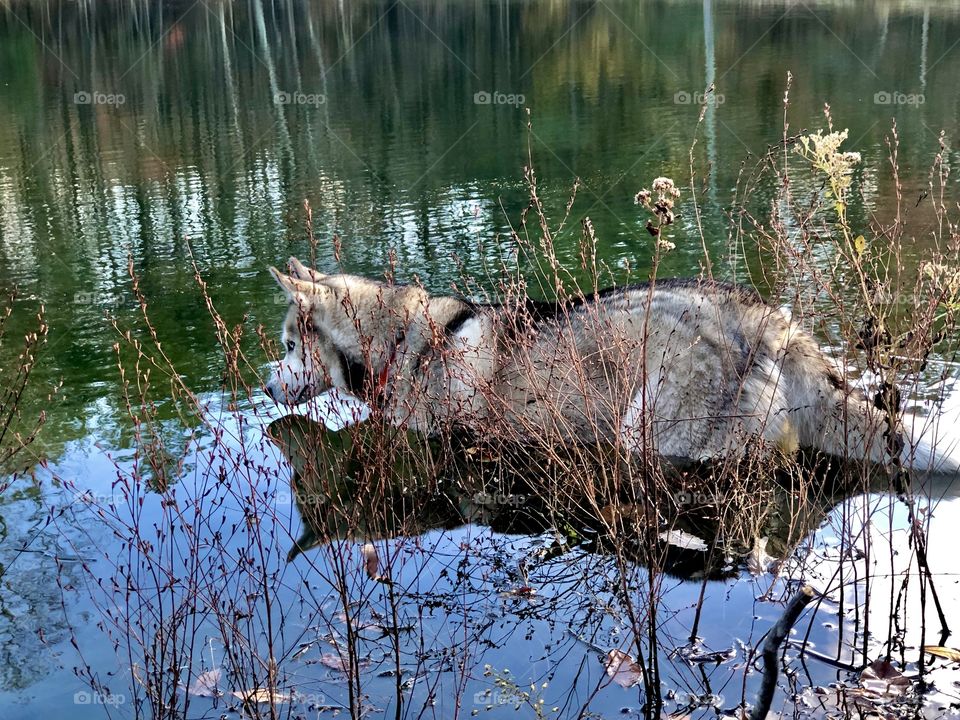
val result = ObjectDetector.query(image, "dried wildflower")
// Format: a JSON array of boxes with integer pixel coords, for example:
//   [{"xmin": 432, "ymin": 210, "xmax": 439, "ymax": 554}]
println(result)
[
  {"xmin": 795, "ymin": 129, "xmax": 861, "ymax": 196},
  {"xmin": 922, "ymin": 262, "xmax": 960, "ymax": 306},
  {"xmin": 795, "ymin": 128, "xmax": 863, "ymax": 248},
  {"xmin": 651, "ymin": 176, "xmax": 681, "ymax": 199},
  {"xmin": 636, "ymin": 176, "xmax": 681, "ymax": 251},
  {"xmin": 636, "ymin": 176, "xmax": 680, "ymax": 227}
]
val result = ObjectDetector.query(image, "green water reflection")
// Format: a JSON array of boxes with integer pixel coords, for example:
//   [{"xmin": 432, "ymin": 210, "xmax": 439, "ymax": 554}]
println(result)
[{"xmin": 1, "ymin": 0, "xmax": 958, "ymax": 458}]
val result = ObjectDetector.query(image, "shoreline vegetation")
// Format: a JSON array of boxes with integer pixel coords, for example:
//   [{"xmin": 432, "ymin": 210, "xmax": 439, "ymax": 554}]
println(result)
[
  {"xmin": 2, "ymin": 1, "xmax": 960, "ymax": 717},
  {"xmin": 6, "ymin": 102, "xmax": 953, "ymax": 718}
]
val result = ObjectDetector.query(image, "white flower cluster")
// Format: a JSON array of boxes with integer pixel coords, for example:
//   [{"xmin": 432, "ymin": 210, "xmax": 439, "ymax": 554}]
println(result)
[
  {"xmin": 796, "ymin": 129, "xmax": 861, "ymax": 194},
  {"xmin": 635, "ymin": 176, "xmax": 681, "ymax": 250}
]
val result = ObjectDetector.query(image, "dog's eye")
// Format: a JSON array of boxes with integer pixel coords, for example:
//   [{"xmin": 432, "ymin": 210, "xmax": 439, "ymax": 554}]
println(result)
[{"xmin": 286, "ymin": 340, "xmax": 295, "ymax": 352}]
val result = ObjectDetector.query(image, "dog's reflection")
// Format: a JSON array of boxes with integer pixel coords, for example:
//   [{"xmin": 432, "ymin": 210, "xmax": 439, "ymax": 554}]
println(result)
[{"xmin": 266, "ymin": 415, "xmax": 959, "ymax": 577}]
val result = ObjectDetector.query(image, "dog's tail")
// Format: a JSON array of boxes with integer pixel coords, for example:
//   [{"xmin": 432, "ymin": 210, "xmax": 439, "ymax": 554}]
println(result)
[
  {"xmin": 782, "ymin": 332, "xmax": 960, "ymax": 475},
  {"xmin": 899, "ymin": 409, "xmax": 960, "ymax": 475}
]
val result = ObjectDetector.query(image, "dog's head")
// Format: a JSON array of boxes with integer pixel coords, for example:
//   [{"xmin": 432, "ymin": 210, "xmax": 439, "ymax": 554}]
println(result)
[{"xmin": 265, "ymin": 257, "xmax": 421, "ymax": 405}]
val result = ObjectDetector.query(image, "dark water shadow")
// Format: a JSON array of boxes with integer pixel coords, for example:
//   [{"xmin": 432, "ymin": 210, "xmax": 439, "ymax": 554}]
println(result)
[{"xmin": 266, "ymin": 414, "xmax": 910, "ymax": 579}]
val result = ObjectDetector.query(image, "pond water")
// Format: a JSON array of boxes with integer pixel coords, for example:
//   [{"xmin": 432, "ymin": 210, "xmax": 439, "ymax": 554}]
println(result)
[{"xmin": 2, "ymin": 0, "xmax": 960, "ymax": 717}]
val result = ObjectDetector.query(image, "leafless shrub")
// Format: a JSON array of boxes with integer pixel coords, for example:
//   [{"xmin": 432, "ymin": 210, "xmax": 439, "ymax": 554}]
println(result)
[
  {"xmin": 52, "ymin": 88, "xmax": 960, "ymax": 720},
  {"xmin": 0, "ymin": 290, "xmax": 52, "ymax": 478}
]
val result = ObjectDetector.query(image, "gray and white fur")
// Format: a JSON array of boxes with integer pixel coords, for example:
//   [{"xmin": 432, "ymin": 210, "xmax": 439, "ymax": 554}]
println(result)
[{"xmin": 266, "ymin": 257, "xmax": 959, "ymax": 474}]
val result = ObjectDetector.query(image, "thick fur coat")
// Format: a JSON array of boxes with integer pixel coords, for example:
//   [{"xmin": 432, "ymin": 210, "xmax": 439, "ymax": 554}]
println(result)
[{"xmin": 266, "ymin": 257, "xmax": 957, "ymax": 472}]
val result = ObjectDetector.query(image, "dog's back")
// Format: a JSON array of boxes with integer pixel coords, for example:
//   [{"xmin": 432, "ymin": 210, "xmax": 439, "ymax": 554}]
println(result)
[{"xmin": 475, "ymin": 280, "xmax": 800, "ymax": 459}]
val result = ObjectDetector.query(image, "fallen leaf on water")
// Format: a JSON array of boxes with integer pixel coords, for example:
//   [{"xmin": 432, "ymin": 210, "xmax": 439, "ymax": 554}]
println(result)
[
  {"xmin": 687, "ymin": 647, "xmax": 736, "ymax": 665},
  {"xmin": 320, "ymin": 653, "xmax": 349, "ymax": 672},
  {"xmin": 230, "ymin": 688, "xmax": 293, "ymax": 704},
  {"xmin": 292, "ymin": 643, "xmax": 312, "ymax": 661},
  {"xmin": 658, "ymin": 529, "xmax": 708, "ymax": 552},
  {"xmin": 188, "ymin": 668, "xmax": 222, "ymax": 698},
  {"xmin": 605, "ymin": 649, "xmax": 643, "ymax": 688},
  {"xmin": 860, "ymin": 659, "xmax": 910, "ymax": 698},
  {"xmin": 332, "ymin": 611, "xmax": 380, "ymax": 631},
  {"xmin": 316, "ymin": 652, "xmax": 371, "ymax": 673},
  {"xmin": 362, "ymin": 543, "xmax": 379, "ymax": 579},
  {"xmin": 923, "ymin": 646, "xmax": 960, "ymax": 663}
]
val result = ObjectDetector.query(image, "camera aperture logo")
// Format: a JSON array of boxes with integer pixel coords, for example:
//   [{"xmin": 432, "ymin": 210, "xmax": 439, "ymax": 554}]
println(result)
[
  {"xmin": 474, "ymin": 90, "xmax": 525, "ymax": 108},
  {"xmin": 74, "ymin": 91, "xmax": 126, "ymax": 106}
]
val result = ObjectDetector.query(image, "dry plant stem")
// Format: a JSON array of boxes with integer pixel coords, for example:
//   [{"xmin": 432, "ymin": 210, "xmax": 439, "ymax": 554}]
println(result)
[
  {"xmin": 55, "ymin": 95, "xmax": 960, "ymax": 720},
  {"xmin": 749, "ymin": 585, "xmax": 815, "ymax": 720},
  {"xmin": 688, "ymin": 538, "xmax": 719, "ymax": 643},
  {"xmin": 0, "ymin": 294, "xmax": 51, "ymax": 472},
  {"xmin": 901, "ymin": 491, "xmax": 949, "ymax": 642},
  {"xmin": 784, "ymin": 639, "xmax": 858, "ymax": 672}
]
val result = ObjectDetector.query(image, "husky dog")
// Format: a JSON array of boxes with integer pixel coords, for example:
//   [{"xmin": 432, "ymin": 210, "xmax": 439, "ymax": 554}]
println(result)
[{"xmin": 266, "ymin": 257, "xmax": 959, "ymax": 473}]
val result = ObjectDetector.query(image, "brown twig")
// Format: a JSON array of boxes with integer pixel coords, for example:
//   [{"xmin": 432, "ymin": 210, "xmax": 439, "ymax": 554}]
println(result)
[{"xmin": 750, "ymin": 585, "xmax": 816, "ymax": 720}]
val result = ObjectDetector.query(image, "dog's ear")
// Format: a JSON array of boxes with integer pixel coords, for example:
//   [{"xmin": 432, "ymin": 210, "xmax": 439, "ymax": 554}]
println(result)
[
  {"xmin": 270, "ymin": 267, "xmax": 328, "ymax": 305},
  {"xmin": 287, "ymin": 256, "xmax": 326, "ymax": 283},
  {"xmin": 269, "ymin": 266, "xmax": 299, "ymax": 296}
]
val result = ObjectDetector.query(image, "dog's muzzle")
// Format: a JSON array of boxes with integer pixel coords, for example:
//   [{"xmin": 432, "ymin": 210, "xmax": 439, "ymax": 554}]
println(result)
[{"xmin": 265, "ymin": 378, "xmax": 308, "ymax": 405}]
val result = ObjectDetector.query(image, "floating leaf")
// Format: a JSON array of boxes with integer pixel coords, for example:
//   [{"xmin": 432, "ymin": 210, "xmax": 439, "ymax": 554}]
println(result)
[
  {"xmin": 658, "ymin": 529, "xmax": 708, "ymax": 552},
  {"xmin": 231, "ymin": 688, "xmax": 292, "ymax": 704},
  {"xmin": 860, "ymin": 659, "xmax": 910, "ymax": 698},
  {"xmin": 320, "ymin": 653, "xmax": 350, "ymax": 672},
  {"xmin": 292, "ymin": 643, "xmax": 313, "ymax": 661},
  {"xmin": 605, "ymin": 649, "xmax": 643, "ymax": 688},
  {"xmin": 500, "ymin": 586, "xmax": 537, "ymax": 598},
  {"xmin": 188, "ymin": 668, "xmax": 222, "ymax": 698},
  {"xmin": 923, "ymin": 646, "xmax": 960, "ymax": 663},
  {"xmin": 687, "ymin": 647, "xmax": 736, "ymax": 665}
]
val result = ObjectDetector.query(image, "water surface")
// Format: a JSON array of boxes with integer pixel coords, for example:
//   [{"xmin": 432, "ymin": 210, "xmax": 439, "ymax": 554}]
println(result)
[{"xmin": 2, "ymin": 1, "xmax": 960, "ymax": 717}]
